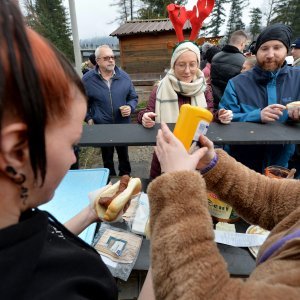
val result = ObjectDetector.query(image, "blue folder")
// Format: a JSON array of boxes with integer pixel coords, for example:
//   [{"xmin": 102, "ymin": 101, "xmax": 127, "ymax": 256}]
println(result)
[{"xmin": 39, "ymin": 168, "xmax": 109, "ymax": 244}]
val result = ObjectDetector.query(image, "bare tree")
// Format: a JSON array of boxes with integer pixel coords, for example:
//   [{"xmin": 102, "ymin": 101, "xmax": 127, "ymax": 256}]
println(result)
[{"xmin": 262, "ymin": 0, "xmax": 277, "ymax": 26}]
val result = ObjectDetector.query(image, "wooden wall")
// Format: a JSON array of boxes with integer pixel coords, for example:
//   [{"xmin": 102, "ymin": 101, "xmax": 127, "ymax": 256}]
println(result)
[{"xmin": 119, "ymin": 31, "xmax": 191, "ymax": 74}]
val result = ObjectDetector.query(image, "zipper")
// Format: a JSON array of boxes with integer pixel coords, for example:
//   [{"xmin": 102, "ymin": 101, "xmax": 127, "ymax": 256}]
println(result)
[{"xmin": 108, "ymin": 86, "xmax": 115, "ymax": 122}]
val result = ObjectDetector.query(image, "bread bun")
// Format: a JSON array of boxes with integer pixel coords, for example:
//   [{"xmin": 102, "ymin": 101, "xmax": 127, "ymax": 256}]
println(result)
[{"xmin": 94, "ymin": 177, "xmax": 142, "ymax": 221}]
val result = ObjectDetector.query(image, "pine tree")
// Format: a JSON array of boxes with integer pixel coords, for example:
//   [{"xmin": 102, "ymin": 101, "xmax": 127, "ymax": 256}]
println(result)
[
  {"xmin": 138, "ymin": 0, "xmax": 187, "ymax": 19},
  {"xmin": 271, "ymin": 0, "xmax": 300, "ymax": 38},
  {"xmin": 205, "ymin": 0, "xmax": 229, "ymax": 37},
  {"xmin": 249, "ymin": 7, "xmax": 262, "ymax": 40},
  {"xmin": 226, "ymin": 0, "xmax": 248, "ymax": 41},
  {"xmin": 24, "ymin": 0, "xmax": 74, "ymax": 63}
]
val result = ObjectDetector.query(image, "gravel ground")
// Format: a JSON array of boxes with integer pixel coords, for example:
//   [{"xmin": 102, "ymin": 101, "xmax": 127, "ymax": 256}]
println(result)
[
  {"xmin": 79, "ymin": 146, "xmax": 154, "ymax": 178},
  {"xmin": 127, "ymin": 146, "xmax": 153, "ymax": 178}
]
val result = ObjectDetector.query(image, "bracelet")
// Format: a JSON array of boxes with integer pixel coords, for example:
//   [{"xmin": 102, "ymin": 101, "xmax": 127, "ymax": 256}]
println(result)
[{"xmin": 198, "ymin": 153, "xmax": 218, "ymax": 175}]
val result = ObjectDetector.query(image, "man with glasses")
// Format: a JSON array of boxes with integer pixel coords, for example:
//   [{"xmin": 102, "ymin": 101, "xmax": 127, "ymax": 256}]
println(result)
[{"xmin": 83, "ymin": 45, "xmax": 138, "ymax": 176}]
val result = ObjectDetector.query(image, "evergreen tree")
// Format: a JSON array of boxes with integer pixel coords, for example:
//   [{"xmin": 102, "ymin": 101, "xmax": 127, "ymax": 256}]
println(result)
[
  {"xmin": 249, "ymin": 7, "xmax": 262, "ymax": 40},
  {"xmin": 24, "ymin": 0, "xmax": 74, "ymax": 63},
  {"xmin": 138, "ymin": 0, "xmax": 187, "ymax": 19},
  {"xmin": 206, "ymin": 0, "xmax": 229, "ymax": 37},
  {"xmin": 226, "ymin": 0, "xmax": 248, "ymax": 41},
  {"xmin": 271, "ymin": 0, "xmax": 300, "ymax": 38}
]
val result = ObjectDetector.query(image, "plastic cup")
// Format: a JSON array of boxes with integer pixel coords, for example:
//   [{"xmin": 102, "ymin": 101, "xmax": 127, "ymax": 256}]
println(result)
[{"xmin": 264, "ymin": 165, "xmax": 290, "ymax": 179}]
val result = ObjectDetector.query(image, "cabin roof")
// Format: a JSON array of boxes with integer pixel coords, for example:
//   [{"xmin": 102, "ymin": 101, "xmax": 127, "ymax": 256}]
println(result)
[{"xmin": 110, "ymin": 19, "xmax": 192, "ymax": 37}]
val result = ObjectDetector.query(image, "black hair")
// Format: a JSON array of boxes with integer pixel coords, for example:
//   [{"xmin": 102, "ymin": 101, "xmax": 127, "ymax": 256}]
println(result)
[
  {"xmin": 0, "ymin": 0, "xmax": 46, "ymax": 183},
  {"xmin": 0, "ymin": 1, "xmax": 85, "ymax": 185}
]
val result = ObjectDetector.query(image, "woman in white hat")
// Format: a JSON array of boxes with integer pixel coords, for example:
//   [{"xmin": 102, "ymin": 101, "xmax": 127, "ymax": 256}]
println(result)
[{"xmin": 137, "ymin": 42, "xmax": 208, "ymax": 179}]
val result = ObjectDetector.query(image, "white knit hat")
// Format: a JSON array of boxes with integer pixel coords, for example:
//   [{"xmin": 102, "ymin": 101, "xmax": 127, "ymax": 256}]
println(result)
[{"xmin": 170, "ymin": 41, "xmax": 201, "ymax": 69}]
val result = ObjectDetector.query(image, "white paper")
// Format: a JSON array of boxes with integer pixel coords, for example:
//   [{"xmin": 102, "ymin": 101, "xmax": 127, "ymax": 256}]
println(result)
[
  {"xmin": 214, "ymin": 230, "xmax": 268, "ymax": 247},
  {"xmin": 131, "ymin": 192, "xmax": 149, "ymax": 236},
  {"xmin": 215, "ymin": 222, "xmax": 236, "ymax": 232},
  {"xmin": 100, "ymin": 254, "xmax": 118, "ymax": 268}
]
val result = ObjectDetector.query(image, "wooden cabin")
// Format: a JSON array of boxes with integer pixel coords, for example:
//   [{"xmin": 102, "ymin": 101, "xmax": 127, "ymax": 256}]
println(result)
[
  {"xmin": 110, "ymin": 19, "xmax": 221, "ymax": 102},
  {"xmin": 110, "ymin": 19, "xmax": 193, "ymax": 75}
]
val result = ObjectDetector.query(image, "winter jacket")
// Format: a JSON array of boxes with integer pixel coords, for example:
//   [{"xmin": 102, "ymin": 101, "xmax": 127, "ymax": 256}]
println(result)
[
  {"xmin": 148, "ymin": 149, "xmax": 300, "ymax": 300},
  {"xmin": 219, "ymin": 63, "xmax": 300, "ymax": 122},
  {"xmin": 293, "ymin": 58, "xmax": 300, "ymax": 67},
  {"xmin": 219, "ymin": 63, "xmax": 300, "ymax": 170},
  {"xmin": 83, "ymin": 65, "xmax": 138, "ymax": 124},
  {"xmin": 0, "ymin": 209, "xmax": 118, "ymax": 300},
  {"xmin": 211, "ymin": 45, "xmax": 245, "ymax": 108}
]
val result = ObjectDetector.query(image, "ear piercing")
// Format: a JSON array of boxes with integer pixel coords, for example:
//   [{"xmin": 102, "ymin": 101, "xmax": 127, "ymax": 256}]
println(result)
[{"xmin": 5, "ymin": 166, "xmax": 28, "ymax": 202}]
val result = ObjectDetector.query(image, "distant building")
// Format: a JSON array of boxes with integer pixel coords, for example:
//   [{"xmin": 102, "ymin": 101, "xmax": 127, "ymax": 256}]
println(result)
[
  {"xmin": 110, "ymin": 19, "xmax": 194, "ymax": 74},
  {"xmin": 110, "ymin": 19, "xmax": 222, "ymax": 102}
]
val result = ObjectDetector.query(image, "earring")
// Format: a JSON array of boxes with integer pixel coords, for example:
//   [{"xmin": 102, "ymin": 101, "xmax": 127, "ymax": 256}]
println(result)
[{"xmin": 5, "ymin": 166, "xmax": 28, "ymax": 202}]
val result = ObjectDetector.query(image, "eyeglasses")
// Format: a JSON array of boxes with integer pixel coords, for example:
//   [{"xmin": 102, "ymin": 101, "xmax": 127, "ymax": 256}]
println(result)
[
  {"xmin": 175, "ymin": 62, "xmax": 198, "ymax": 71},
  {"xmin": 97, "ymin": 56, "xmax": 115, "ymax": 61}
]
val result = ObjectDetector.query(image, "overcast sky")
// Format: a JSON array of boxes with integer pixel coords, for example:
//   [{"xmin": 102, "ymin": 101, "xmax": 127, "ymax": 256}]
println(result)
[{"xmin": 65, "ymin": 0, "xmax": 264, "ymax": 39}]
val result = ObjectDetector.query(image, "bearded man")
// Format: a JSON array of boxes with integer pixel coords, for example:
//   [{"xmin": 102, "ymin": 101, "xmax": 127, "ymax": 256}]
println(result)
[{"xmin": 219, "ymin": 24, "xmax": 300, "ymax": 173}]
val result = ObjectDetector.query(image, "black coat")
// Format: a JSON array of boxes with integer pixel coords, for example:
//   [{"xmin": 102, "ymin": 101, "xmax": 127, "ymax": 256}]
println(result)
[
  {"xmin": 211, "ymin": 45, "xmax": 245, "ymax": 108},
  {"xmin": 0, "ymin": 209, "xmax": 118, "ymax": 300}
]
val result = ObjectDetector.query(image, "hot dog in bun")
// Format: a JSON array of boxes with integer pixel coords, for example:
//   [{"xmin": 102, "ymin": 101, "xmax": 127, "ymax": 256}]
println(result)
[{"xmin": 94, "ymin": 175, "xmax": 142, "ymax": 221}]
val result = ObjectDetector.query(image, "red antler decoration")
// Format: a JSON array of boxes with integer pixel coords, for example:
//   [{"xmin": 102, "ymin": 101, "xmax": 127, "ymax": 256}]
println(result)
[
  {"xmin": 167, "ymin": 0, "xmax": 215, "ymax": 42},
  {"xmin": 167, "ymin": 3, "xmax": 188, "ymax": 42}
]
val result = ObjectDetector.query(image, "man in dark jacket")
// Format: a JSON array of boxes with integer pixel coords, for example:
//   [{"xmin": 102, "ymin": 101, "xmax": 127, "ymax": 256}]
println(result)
[
  {"xmin": 83, "ymin": 45, "xmax": 138, "ymax": 176},
  {"xmin": 211, "ymin": 30, "xmax": 247, "ymax": 108},
  {"xmin": 219, "ymin": 24, "xmax": 300, "ymax": 173}
]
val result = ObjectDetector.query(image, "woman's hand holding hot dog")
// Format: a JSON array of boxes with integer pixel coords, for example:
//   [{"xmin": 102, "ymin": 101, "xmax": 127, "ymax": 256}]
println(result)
[{"xmin": 155, "ymin": 122, "xmax": 216, "ymax": 173}]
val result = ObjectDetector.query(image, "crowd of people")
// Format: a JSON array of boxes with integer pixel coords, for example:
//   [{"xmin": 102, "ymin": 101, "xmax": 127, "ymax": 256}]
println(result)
[{"xmin": 1, "ymin": 0, "xmax": 300, "ymax": 299}]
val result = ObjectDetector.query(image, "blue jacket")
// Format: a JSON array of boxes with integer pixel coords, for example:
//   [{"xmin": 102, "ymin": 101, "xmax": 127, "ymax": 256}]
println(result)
[
  {"xmin": 219, "ymin": 63, "xmax": 300, "ymax": 169},
  {"xmin": 219, "ymin": 63, "xmax": 300, "ymax": 122},
  {"xmin": 82, "ymin": 66, "xmax": 138, "ymax": 124}
]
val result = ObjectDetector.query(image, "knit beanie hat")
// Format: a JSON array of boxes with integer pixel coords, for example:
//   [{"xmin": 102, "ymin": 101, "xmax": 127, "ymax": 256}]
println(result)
[
  {"xmin": 205, "ymin": 46, "xmax": 221, "ymax": 63},
  {"xmin": 253, "ymin": 23, "xmax": 292, "ymax": 54},
  {"xmin": 171, "ymin": 41, "xmax": 201, "ymax": 69},
  {"xmin": 291, "ymin": 38, "xmax": 300, "ymax": 49}
]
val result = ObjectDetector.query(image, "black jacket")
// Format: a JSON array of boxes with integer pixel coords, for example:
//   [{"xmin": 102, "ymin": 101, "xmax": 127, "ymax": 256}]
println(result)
[
  {"xmin": 0, "ymin": 209, "xmax": 118, "ymax": 300},
  {"xmin": 210, "ymin": 45, "xmax": 245, "ymax": 108}
]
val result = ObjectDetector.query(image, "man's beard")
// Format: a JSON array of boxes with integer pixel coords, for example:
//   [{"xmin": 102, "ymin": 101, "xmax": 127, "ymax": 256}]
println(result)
[
  {"xmin": 105, "ymin": 64, "xmax": 115, "ymax": 72},
  {"xmin": 258, "ymin": 57, "xmax": 286, "ymax": 71}
]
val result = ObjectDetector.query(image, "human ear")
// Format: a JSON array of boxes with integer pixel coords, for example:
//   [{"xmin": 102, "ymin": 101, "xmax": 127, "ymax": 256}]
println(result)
[{"xmin": 0, "ymin": 123, "xmax": 29, "ymax": 172}]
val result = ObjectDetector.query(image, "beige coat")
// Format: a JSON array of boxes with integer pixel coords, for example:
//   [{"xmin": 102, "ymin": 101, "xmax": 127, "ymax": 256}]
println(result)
[{"xmin": 148, "ymin": 149, "xmax": 300, "ymax": 300}]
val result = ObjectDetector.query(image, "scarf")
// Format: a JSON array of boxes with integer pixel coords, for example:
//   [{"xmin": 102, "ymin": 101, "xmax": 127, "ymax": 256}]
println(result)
[{"xmin": 155, "ymin": 69, "xmax": 207, "ymax": 123}]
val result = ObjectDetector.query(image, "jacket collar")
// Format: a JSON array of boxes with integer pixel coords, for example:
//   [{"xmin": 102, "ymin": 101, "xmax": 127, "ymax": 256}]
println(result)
[
  {"xmin": 252, "ymin": 61, "xmax": 288, "ymax": 84},
  {"xmin": 222, "ymin": 44, "xmax": 242, "ymax": 54},
  {"xmin": 94, "ymin": 65, "xmax": 120, "ymax": 79}
]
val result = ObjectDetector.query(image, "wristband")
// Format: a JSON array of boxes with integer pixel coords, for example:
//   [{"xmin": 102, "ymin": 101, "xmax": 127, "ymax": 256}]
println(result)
[{"xmin": 198, "ymin": 153, "xmax": 218, "ymax": 174}]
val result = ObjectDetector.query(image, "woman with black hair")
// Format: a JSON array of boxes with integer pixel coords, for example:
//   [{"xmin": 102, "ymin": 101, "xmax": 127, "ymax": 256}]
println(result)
[{"xmin": 0, "ymin": 1, "xmax": 117, "ymax": 299}]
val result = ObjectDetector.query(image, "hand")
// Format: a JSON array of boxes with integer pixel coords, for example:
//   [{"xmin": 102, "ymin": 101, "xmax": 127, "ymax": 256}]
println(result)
[
  {"xmin": 155, "ymin": 122, "xmax": 211, "ymax": 173},
  {"xmin": 288, "ymin": 107, "xmax": 300, "ymax": 121},
  {"xmin": 142, "ymin": 112, "xmax": 157, "ymax": 128},
  {"xmin": 261, "ymin": 104, "xmax": 286, "ymax": 123},
  {"xmin": 195, "ymin": 135, "xmax": 216, "ymax": 170},
  {"xmin": 87, "ymin": 119, "xmax": 94, "ymax": 125},
  {"xmin": 218, "ymin": 109, "xmax": 233, "ymax": 124},
  {"xmin": 120, "ymin": 105, "xmax": 131, "ymax": 117}
]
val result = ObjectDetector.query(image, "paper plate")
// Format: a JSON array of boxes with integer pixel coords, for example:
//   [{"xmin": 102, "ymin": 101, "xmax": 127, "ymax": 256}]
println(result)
[{"xmin": 246, "ymin": 225, "xmax": 270, "ymax": 258}]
